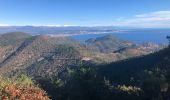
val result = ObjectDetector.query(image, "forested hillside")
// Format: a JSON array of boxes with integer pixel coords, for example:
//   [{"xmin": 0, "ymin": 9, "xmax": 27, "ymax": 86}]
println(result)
[
  {"xmin": 0, "ymin": 32, "xmax": 168, "ymax": 100},
  {"xmin": 37, "ymin": 47, "xmax": 170, "ymax": 100},
  {"xmin": 0, "ymin": 32, "xmax": 163, "ymax": 78}
]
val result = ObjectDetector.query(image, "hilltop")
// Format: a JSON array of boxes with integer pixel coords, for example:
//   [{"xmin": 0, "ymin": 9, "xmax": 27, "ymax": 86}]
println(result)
[
  {"xmin": 85, "ymin": 35, "xmax": 134, "ymax": 53},
  {"xmin": 0, "ymin": 32, "xmax": 165, "ymax": 78},
  {"xmin": 0, "ymin": 32, "xmax": 84, "ymax": 77},
  {"xmin": 0, "ymin": 32, "xmax": 168, "ymax": 100}
]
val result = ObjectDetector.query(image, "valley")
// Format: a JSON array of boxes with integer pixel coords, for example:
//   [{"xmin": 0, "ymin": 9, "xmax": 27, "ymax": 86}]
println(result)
[
  {"xmin": 0, "ymin": 31, "xmax": 168, "ymax": 100},
  {"xmin": 1, "ymin": 0, "xmax": 170, "ymax": 99},
  {"xmin": 0, "ymin": 32, "xmax": 165, "ymax": 77}
]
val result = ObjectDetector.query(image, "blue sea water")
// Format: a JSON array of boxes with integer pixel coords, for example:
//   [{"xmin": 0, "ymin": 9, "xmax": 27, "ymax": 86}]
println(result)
[{"xmin": 71, "ymin": 29, "xmax": 170, "ymax": 44}]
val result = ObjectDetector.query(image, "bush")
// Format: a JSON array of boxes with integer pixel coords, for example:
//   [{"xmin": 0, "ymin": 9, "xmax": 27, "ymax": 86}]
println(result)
[{"xmin": 0, "ymin": 76, "xmax": 49, "ymax": 100}]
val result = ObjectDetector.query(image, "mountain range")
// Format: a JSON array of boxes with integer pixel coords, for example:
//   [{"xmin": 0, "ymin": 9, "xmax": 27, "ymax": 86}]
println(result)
[
  {"xmin": 0, "ymin": 32, "xmax": 169, "ymax": 100},
  {"xmin": 0, "ymin": 26, "xmax": 120, "ymax": 36},
  {"xmin": 0, "ymin": 32, "xmax": 165, "ymax": 78}
]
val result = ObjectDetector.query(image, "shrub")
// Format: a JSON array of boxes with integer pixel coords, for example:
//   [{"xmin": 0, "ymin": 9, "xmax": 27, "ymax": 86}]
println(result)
[{"xmin": 0, "ymin": 76, "xmax": 49, "ymax": 100}]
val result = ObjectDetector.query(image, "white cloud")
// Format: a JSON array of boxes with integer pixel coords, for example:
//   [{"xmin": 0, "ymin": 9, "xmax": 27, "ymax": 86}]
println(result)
[
  {"xmin": 39, "ymin": 24, "xmax": 77, "ymax": 27},
  {"xmin": 0, "ymin": 23, "xmax": 77, "ymax": 27},
  {"xmin": 114, "ymin": 11, "xmax": 170, "ymax": 28},
  {"xmin": 0, "ymin": 23, "xmax": 10, "ymax": 26}
]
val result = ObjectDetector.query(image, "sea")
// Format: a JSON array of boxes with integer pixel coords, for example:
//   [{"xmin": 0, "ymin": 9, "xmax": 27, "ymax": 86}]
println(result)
[{"xmin": 71, "ymin": 29, "xmax": 170, "ymax": 44}]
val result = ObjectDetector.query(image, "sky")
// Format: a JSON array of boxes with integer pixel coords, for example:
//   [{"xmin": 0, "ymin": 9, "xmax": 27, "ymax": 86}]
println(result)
[{"xmin": 0, "ymin": 0, "xmax": 170, "ymax": 28}]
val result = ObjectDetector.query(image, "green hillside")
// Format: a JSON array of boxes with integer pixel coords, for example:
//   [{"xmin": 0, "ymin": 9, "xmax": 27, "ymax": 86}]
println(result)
[
  {"xmin": 37, "ymin": 47, "xmax": 170, "ymax": 100},
  {"xmin": 97, "ymin": 47, "xmax": 170, "ymax": 99},
  {"xmin": 0, "ymin": 32, "xmax": 168, "ymax": 100},
  {"xmin": 85, "ymin": 35, "xmax": 134, "ymax": 53},
  {"xmin": 0, "ymin": 33, "xmax": 84, "ymax": 78}
]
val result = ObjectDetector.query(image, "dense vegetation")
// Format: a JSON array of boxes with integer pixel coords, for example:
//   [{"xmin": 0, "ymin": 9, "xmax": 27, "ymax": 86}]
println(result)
[
  {"xmin": 36, "ymin": 47, "xmax": 170, "ymax": 100},
  {"xmin": 36, "ymin": 66, "xmax": 144, "ymax": 100},
  {"xmin": 0, "ymin": 32, "xmax": 168, "ymax": 100},
  {"xmin": 0, "ymin": 75, "xmax": 49, "ymax": 100}
]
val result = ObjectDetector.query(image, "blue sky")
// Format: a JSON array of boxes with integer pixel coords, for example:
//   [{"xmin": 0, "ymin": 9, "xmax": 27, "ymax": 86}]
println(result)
[{"xmin": 0, "ymin": 0, "xmax": 170, "ymax": 27}]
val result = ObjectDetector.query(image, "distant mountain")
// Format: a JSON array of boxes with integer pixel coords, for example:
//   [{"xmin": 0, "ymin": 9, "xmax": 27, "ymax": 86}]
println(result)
[
  {"xmin": 0, "ymin": 26, "xmax": 119, "ymax": 35},
  {"xmin": 85, "ymin": 35, "xmax": 165, "ymax": 62},
  {"xmin": 85, "ymin": 35, "xmax": 134, "ymax": 53}
]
